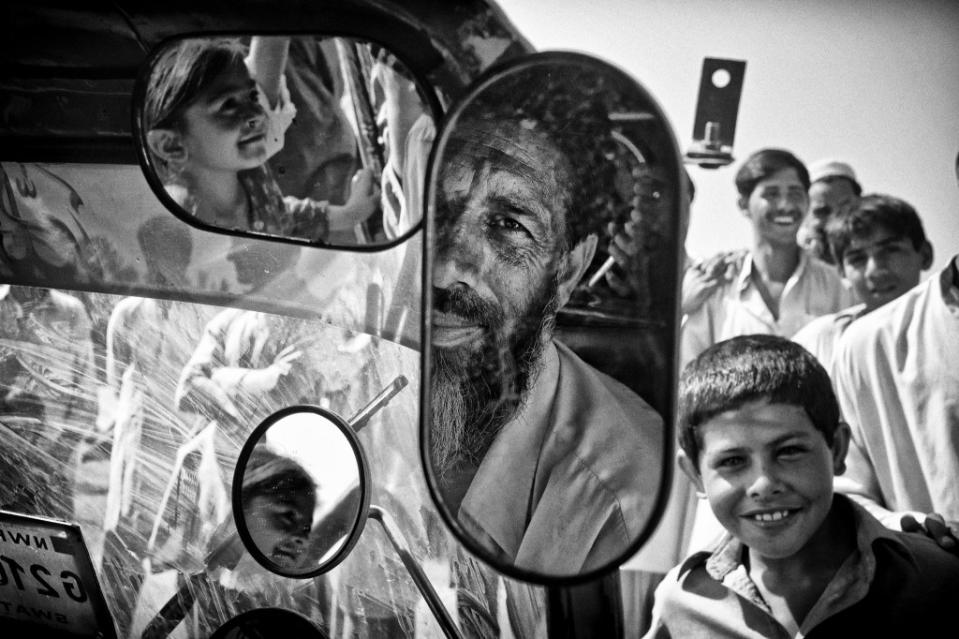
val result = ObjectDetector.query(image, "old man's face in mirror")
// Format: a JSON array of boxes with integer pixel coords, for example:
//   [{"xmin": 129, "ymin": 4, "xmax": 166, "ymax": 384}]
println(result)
[
  {"xmin": 431, "ymin": 119, "xmax": 594, "ymax": 486},
  {"xmin": 427, "ymin": 59, "xmax": 671, "ymax": 577}
]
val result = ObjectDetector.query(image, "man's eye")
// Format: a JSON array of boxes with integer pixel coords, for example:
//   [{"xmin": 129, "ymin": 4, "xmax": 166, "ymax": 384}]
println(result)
[{"xmin": 489, "ymin": 216, "xmax": 528, "ymax": 235}]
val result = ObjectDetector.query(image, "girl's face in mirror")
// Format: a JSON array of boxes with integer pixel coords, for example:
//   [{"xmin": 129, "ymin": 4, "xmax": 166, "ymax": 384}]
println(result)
[
  {"xmin": 245, "ymin": 490, "xmax": 315, "ymax": 570},
  {"xmin": 181, "ymin": 59, "xmax": 269, "ymax": 174}
]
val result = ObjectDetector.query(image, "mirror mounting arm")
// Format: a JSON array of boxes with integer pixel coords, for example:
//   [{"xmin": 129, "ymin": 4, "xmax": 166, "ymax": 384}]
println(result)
[{"xmin": 368, "ymin": 505, "xmax": 463, "ymax": 639}]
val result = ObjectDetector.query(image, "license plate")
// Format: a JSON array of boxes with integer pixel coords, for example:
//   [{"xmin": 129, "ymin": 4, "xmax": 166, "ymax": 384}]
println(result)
[{"xmin": 0, "ymin": 510, "xmax": 116, "ymax": 638}]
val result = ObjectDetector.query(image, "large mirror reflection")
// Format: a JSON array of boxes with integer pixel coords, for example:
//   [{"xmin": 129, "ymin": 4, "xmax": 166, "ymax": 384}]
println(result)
[
  {"xmin": 425, "ymin": 53, "xmax": 681, "ymax": 580},
  {"xmin": 233, "ymin": 407, "xmax": 368, "ymax": 578},
  {"xmin": 136, "ymin": 36, "xmax": 435, "ymax": 247}
]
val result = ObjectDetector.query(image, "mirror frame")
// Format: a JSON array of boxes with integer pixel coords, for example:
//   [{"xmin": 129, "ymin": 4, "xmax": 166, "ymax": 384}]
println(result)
[
  {"xmin": 131, "ymin": 33, "xmax": 444, "ymax": 253},
  {"xmin": 210, "ymin": 607, "xmax": 329, "ymax": 639},
  {"xmin": 232, "ymin": 404, "xmax": 372, "ymax": 579},
  {"xmin": 420, "ymin": 50, "xmax": 681, "ymax": 586}
]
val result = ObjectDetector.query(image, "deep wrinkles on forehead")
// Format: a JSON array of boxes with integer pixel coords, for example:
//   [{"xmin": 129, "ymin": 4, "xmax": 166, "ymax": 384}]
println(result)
[{"xmin": 442, "ymin": 121, "xmax": 572, "ymax": 236}]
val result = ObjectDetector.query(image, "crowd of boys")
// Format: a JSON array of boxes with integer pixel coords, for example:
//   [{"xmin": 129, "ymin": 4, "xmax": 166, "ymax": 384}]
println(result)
[{"xmin": 633, "ymin": 148, "xmax": 959, "ymax": 637}]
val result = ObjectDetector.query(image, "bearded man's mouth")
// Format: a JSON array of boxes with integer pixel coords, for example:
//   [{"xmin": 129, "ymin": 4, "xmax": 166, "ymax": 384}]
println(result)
[{"xmin": 432, "ymin": 310, "xmax": 485, "ymax": 348}]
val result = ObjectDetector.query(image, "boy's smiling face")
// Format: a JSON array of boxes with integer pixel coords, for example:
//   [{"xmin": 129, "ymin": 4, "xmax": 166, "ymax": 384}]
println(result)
[
  {"xmin": 740, "ymin": 168, "xmax": 809, "ymax": 248},
  {"xmin": 681, "ymin": 400, "xmax": 849, "ymax": 560},
  {"xmin": 840, "ymin": 227, "xmax": 931, "ymax": 312}
]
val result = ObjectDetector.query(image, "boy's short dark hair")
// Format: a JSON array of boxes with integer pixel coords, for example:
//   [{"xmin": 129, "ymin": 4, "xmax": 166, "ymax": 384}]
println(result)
[
  {"xmin": 678, "ymin": 334, "xmax": 840, "ymax": 469},
  {"xmin": 827, "ymin": 193, "xmax": 928, "ymax": 266},
  {"xmin": 242, "ymin": 445, "xmax": 315, "ymax": 505},
  {"xmin": 734, "ymin": 148, "xmax": 810, "ymax": 199}
]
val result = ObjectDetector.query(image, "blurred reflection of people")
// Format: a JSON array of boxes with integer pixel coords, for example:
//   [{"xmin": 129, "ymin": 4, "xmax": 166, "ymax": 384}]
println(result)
[
  {"xmin": 430, "ymin": 65, "xmax": 663, "ymax": 574},
  {"xmin": 0, "ymin": 284, "xmax": 95, "ymax": 518},
  {"xmin": 255, "ymin": 37, "xmax": 360, "ymax": 207},
  {"xmin": 103, "ymin": 218, "xmax": 210, "ymax": 536},
  {"xmin": 97, "ymin": 217, "xmax": 214, "ymax": 633},
  {"xmin": 0, "ymin": 284, "xmax": 94, "ymax": 444},
  {"xmin": 158, "ymin": 240, "xmax": 370, "ymax": 569},
  {"xmin": 370, "ymin": 49, "xmax": 434, "ymax": 240}
]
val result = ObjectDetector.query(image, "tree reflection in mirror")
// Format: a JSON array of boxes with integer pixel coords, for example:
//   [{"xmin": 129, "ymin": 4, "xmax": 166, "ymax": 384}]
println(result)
[
  {"xmin": 233, "ymin": 407, "xmax": 368, "ymax": 578},
  {"xmin": 425, "ymin": 52, "xmax": 682, "ymax": 582},
  {"xmin": 136, "ymin": 36, "xmax": 435, "ymax": 247}
]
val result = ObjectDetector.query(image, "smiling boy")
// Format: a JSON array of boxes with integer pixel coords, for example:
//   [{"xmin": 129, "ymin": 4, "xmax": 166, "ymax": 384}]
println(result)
[
  {"xmin": 793, "ymin": 194, "xmax": 932, "ymax": 368},
  {"xmin": 644, "ymin": 335, "xmax": 959, "ymax": 638},
  {"xmin": 680, "ymin": 148, "xmax": 856, "ymax": 369}
]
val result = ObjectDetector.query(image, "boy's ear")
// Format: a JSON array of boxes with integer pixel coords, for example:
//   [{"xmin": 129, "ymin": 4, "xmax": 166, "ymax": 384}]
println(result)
[
  {"xmin": 678, "ymin": 450, "xmax": 705, "ymax": 493},
  {"xmin": 146, "ymin": 129, "xmax": 188, "ymax": 166},
  {"xmin": 919, "ymin": 241, "xmax": 934, "ymax": 271},
  {"xmin": 556, "ymin": 233, "xmax": 598, "ymax": 308},
  {"xmin": 832, "ymin": 421, "xmax": 852, "ymax": 476}
]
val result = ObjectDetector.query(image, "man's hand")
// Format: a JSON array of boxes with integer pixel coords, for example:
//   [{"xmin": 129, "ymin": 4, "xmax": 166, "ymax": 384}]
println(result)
[
  {"xmin": 682, "ymin": 250, "xmax": 743, "ymax": 315},
  {"xmin": 901, "ymin": 512, "xmax": 959, "ymax": 554},
  {"xmin": 237, "ymin": 345, "xmax": 302, "ymax": 396},
  {"xmin": 682, "ymin": 267, "xmax": 722, "ymax": 316}
]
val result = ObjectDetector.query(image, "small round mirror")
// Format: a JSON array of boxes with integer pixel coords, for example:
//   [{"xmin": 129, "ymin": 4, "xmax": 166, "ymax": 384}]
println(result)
[
  {"xmin": 233, "ymin": 406, "xmax": 370, "ymax": 578},
  {"xmin": 134, "ymin": 35, "xmax": 437, "ymax": 247},
  {"xmin": 424, "ymin": 52, "xmax": 681, "ymax": 583}
]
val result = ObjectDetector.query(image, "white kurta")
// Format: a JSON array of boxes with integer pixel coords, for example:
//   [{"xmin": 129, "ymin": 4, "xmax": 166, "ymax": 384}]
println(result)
[
  {"xmin": 680, "ymin": 251, "xmax": 856, "ymax": 369},
  {"xmin": 832, "ymin": 259, "xmax": 959, "ymax": 527}
]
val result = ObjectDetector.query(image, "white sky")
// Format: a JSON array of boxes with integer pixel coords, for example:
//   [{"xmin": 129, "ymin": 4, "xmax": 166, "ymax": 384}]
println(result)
[
  {"xmin": 265, "ymin": 412, "xmax": 360, "ymax": 506},
  {"xmin": 495, "ymin": 0, "xmax": 959, "ymax": 274}
]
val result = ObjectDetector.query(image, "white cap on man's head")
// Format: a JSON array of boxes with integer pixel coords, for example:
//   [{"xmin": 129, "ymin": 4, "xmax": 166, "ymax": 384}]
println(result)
[{"xmin": 809, "ymin": 159, "xmax": 860, "ymax": 190}]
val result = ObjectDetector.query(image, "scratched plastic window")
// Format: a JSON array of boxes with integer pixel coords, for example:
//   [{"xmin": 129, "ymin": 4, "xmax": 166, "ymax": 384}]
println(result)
[{"xmin": 0, "ymin": 162, "xmax": 546, "ymax": 638}]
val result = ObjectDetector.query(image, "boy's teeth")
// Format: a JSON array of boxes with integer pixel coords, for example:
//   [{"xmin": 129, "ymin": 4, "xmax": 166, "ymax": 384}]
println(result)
[{"xmin": 754, "ymin": 510, "xmax": 790, "ymax": 522}]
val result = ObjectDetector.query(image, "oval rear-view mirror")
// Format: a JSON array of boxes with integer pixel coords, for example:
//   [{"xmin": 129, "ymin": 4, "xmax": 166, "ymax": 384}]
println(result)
[
  {"xmin": 134, "ymin": 35, "xmax": 437, "ymax": 248},
  {"xmin": 423, "ymin": 52, "xmax": 683, "ymax": 583},
  {"xmin": 233, "ymin": 406, "xmax": 370, "ymax": 578}
]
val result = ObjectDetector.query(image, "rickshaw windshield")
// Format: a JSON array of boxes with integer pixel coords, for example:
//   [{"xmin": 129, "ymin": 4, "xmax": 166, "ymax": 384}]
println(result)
[{"xmin": 0, "ymin": 160, "xmax": 547, "ymax": 637}]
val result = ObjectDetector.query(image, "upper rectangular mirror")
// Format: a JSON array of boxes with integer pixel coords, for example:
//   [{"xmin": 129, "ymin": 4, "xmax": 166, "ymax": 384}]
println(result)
[{"xmin": 135, "ymin": 35, "xmax": 436, "ymax": 248}]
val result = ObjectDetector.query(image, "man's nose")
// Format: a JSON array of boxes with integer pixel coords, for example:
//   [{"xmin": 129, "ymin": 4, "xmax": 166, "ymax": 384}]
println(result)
[
  {"xmin": 432, "ymin": 222, "xmax": 484, "ymax": 289},
  {"xmin": 778, "ymin": 193, "xmax": 801, "ymax": 211}
]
